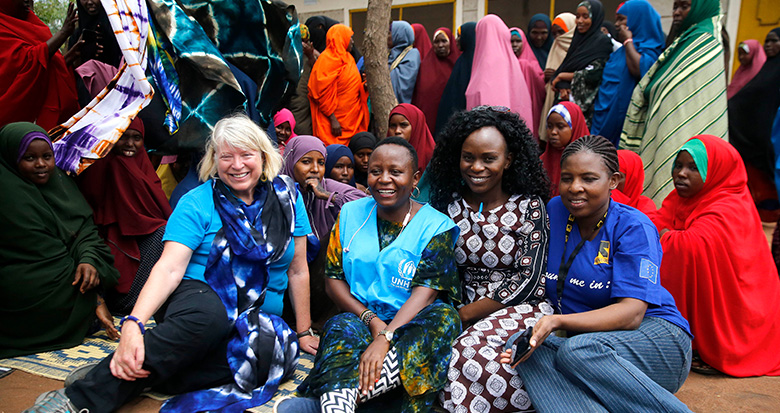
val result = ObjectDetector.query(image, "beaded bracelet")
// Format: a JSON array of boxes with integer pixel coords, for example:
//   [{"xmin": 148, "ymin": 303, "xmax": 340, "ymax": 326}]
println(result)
[
  {"xmin": 118, "ymin": 315, "xmax": 145, "ymax": 335},
  {"xmin": 360, "ymin": 309, "xmax": 376, "ymax": 326}
]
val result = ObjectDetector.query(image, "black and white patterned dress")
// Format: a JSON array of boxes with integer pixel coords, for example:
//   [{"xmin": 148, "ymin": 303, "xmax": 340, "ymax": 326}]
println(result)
[{"xmin": 439, "ymin": 194, "xmax": 554, "ymax": 413}]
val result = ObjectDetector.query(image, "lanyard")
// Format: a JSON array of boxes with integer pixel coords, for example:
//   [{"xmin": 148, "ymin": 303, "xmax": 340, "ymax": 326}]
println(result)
[{"xmin": 556, "ymin": 209, "xmax": 608, "ymax": 312}]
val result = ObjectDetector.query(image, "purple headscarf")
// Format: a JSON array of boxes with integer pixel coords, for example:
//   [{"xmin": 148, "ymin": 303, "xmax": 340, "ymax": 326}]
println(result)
[
  {"xmin": 17, "ymin": 131, "xmax": 53, "ymax": 163},
  {"xmin": 281, "ymin": 135, "xmax": 367, "ymax": 241}
]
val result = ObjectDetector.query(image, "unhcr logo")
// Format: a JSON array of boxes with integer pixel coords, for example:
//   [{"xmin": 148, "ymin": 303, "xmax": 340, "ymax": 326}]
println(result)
[{"xmin": 392, "ymin": 259, "xmax": 416, "ymax": 290}]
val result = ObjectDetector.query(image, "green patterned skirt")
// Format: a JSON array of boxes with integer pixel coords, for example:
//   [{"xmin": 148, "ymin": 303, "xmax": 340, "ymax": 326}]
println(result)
[{"xmin": 299, "ymin": 302, "xmax": 461, "ymax": 412}]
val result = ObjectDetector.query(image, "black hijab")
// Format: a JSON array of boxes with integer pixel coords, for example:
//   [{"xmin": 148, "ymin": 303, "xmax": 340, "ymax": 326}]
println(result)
[
  {"xmin": 554, "ymin": 0, "xmax": 614, "ymax": 85},
  {"xmin": 528, "ymin": 13, "xmax": 554, "ymax": 70},
  {"xmin": 305, "ymin": 15, "xmax": 362, "ymax": 64},
  {"xmin": 435, "ymin": 22, "xmax": 477, "ymax": 137},
  {"xmin": 601, "ymin": 20, "xmax": 618, "ymax": 40},
  {"xmin": 68, "ymin": 0, "xmax": 122, "ymax": 67},
  {"xmin": 729, "ymin": 27, "xmax": 780, "ymax": 176}
]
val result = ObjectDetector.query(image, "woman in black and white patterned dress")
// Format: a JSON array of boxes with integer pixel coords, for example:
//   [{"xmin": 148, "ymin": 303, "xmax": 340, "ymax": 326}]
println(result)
[{"xmin": 429, "ymin": 106, "xmax": 553, "ymax": 413}]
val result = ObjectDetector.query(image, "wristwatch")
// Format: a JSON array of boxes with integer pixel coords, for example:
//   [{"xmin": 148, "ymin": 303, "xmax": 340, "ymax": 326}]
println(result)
[
  {"xmin": 297, "ymin": 327, "xmax": 316, "ymax": 338},
  {"xmin": 377, "ymin": 329, "xmax": 394, "ymax": 342}
]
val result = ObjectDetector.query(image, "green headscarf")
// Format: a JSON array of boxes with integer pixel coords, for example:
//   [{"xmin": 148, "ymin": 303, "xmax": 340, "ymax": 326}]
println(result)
[
  {"xmin": 677, "ymin": 138, "xmax": 708, "ymax": 182},
  {"xmin": 0, "ymin": 122, "xmax": 118, "ymax": 358},
  {"xmin": 679, "ymin": 0, "xmax": 720, "ymax": 34}
]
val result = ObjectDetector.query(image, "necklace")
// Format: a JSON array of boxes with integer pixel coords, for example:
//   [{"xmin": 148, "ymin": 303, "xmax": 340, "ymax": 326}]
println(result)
[{"xmin": 399, "ymin": 200, "xmax": 413, "ymax": 233}]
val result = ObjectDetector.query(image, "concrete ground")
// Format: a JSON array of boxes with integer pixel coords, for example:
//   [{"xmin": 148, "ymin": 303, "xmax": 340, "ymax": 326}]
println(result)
[{"xmin": 3, "ymin": 224, "xmax": 779, "ymax": 412}]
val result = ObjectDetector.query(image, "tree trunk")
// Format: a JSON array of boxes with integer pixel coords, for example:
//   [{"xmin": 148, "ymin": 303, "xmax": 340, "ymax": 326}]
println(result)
[{"xmin": 362, "ymin": 0, "xmax": 396, "ymax": 138}]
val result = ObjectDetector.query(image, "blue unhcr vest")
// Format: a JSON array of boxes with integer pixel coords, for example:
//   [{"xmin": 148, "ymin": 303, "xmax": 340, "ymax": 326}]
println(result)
[{"xmin": 339, "ymin": 197, "xmax": 457, "ymax": 321}]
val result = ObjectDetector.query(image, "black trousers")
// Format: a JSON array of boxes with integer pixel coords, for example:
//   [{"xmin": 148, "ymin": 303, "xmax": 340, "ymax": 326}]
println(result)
[{"xmin": 66, "ymin": 280, "xmax": 234, "ymax": 413}]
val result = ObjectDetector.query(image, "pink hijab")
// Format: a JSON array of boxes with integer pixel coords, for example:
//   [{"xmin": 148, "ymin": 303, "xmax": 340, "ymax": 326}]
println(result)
[
  {"xmin": 510, "ymin": 27, "xmax": 545, "ymax": 140},
  {"xmin": 466, "ymin": 15, "xmax": 534, "ymax": 133},
  {"xmin": 727, "ymin": 39, "xmax": 767, "ymax": 99}
]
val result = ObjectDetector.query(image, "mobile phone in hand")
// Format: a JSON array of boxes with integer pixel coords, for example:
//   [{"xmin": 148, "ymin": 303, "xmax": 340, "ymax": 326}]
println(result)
[{"xmin": 508, "ymin": 326, "xmax": 533, "ymax": 365}]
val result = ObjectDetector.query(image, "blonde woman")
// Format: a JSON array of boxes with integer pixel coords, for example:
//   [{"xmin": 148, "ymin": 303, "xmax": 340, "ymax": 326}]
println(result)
[{"xmin": 28, "ymin": 114, "xmax": 318, "ymax": 412}]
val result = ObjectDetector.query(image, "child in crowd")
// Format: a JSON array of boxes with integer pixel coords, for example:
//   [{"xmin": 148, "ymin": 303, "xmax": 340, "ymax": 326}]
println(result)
[{"xmin": 541, "ymin": 102, "xmax": 589, "ymax": 196}]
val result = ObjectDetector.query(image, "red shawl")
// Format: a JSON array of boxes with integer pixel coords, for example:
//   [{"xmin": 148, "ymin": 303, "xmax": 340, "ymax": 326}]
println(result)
[
  {"xmin": 612, "ymin": 149, "xmax": 656, "ymax": 216},
  {"xmin": 0, "ymin": 5, "xmax": 79, "ymax": 130},
  {"xmin": 412, "ymin": 24, "xmax": 432, "ymax": 60},
  {"xmin": 412, "ymin": 27, "xmax": 460, "ymax": 135},
  {"xmin": 77, "ymin": 120, "xmax": 172, "ymax": 293},
  {"xmin": 540, "ymin": 101, "xmax": 589, "ymax": 197},
  {"xmin": 653, "ymin": 135, "xmax": 780, "ymax": 377},
  {"xmin": 388, "ymin": 103, "xmax": 435, "ymax": 174}
]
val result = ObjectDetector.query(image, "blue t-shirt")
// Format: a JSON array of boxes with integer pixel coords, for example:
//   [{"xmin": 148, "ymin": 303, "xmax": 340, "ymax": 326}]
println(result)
[
  {"xmin": 163, "ymin": 181, "xmax": 312, "ymax": 316},
  {"xmin": 545, "ymin": 197, "xmax": 691, "ymax": 336}
]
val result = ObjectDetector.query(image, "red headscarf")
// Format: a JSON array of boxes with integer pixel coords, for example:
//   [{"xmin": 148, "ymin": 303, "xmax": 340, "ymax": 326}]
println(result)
[
  {"xmin": 653, "ymin": 135, "xmax": 780, "ymax": 377},
  {"xmin": 612, "ymin": 150, "xmax": 656, "ymax": 215},
  {"xmin": 412, "ymin": 23, "xmax": 432, "ymax": 59},
  {"xmin": 388, "ymin": 103, "xmax": 435, "ymax": 174},
  {"xmin": 510, "ymin": 27, "xmax": 545, "ymax": 139},
  {"xmin": 541, "ymin": 101, "xmax": 589, "ymax": 197},
  {"xmin": 77, "ymin": 118, "xmax": 172, "ymax": 293},
  {"xmin": 0, "ymin": 2, "xmax": 79, "ymax": 130},
  {"xmin": 411, "ymin": 27, "xmax": 460, "ymax": 135}
]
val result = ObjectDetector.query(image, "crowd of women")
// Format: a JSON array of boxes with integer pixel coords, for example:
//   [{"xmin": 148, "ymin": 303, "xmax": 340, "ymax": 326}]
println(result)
[{"xmin": 4, "ymin": 0, "xmax": 780, "ymax": 412}]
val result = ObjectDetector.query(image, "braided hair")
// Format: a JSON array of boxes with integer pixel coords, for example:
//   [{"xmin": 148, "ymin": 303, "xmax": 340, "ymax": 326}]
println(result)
[
  {"xmin": 428, "ymin": 106, "xmax": 550, "ymax": 212},
  {"xmin": 560, "ymin": 135, "xmax": 619, "ymax": 175}
]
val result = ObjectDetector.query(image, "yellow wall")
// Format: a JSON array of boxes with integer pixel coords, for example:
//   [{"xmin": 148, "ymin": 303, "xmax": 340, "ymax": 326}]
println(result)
[{"xmin": 733, "ymin": 0, "xmax": 780, "ymax": 75}]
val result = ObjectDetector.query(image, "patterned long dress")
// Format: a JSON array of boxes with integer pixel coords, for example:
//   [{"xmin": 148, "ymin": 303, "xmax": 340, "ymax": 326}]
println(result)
[{"xmin": 439, "ymin": 194, "xmax": 554, "ymax": 413}]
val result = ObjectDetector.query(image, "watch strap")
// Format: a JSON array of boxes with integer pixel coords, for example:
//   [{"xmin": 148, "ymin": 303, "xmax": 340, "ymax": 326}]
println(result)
[{"xmin": 297, "ymin": 327, "xmax": 315, "ymax": 338}]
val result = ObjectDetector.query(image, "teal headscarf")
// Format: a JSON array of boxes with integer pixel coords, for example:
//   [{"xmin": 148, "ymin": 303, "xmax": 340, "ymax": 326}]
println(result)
[{"xmin": 677, "ymin": 138, "xmax": 708, "ymax": 182}]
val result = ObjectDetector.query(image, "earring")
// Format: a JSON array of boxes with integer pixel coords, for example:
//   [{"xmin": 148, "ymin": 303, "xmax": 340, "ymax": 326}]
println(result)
[
  {"xmin": 260, "ymin": 172, "xmax": 268, "ymax": 182},
  {"xmin": 412, "ymin": 186, "xmax": 420, "ymax": 198}
]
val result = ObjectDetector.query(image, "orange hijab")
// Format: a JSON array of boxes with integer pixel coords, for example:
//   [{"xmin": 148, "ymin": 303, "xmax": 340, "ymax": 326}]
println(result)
[{"xmin": 308, "ymin": 24, "xmax": 368, "ymax": 146}]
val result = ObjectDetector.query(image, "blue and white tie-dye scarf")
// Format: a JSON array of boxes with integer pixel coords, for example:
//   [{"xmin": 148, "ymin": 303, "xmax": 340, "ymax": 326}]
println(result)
[{"xmin": 162, "ymin": 176, "xmax": 300, "ymax": 412}]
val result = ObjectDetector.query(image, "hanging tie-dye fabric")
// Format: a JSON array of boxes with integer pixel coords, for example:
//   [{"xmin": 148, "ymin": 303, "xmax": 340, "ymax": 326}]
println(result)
[
  {"xmin": 146, "ymin": 0, "xmax": 302, "ymax": 152},
  {"xmin": 51, "ymin": 0, "xmax": 153, "ymax": 175}
]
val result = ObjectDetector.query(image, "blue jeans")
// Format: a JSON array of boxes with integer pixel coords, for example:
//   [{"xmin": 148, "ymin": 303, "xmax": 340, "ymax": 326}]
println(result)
[{"xmin": 514, "ymin": 317, "xmax": 692, "ymax": 413}]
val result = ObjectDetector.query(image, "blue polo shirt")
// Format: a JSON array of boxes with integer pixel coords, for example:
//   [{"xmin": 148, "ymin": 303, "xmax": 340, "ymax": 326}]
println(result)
[
  {"xmin": 545, "ymin": 197, "xmax": 691, "ymax": 336},
  {"xmin": 163, "ymin": 181, "xmax": 311, "ymax": 317}
]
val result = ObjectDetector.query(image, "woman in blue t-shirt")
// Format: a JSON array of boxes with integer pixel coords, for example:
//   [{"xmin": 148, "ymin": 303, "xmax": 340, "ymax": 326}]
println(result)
[
  {"xmin": 32, "ymin": 114, "xmax": 320, "ymax": 412},
  {"xmin": 501, "ymin": 135, "xmax": 692, "ymax": 412}
]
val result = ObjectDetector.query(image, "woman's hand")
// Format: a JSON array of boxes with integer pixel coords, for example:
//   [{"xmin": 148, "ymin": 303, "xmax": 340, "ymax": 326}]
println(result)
[
  {"xmin": 618, "ymin": 25, "xmax": 633, "ymax": 43},
  {"xmin": 47, "ymin": 2, "xmax": 78, "ymax": 58},
  {"xmin": 96, "ymin": 301, "xmax": 120, "ymax": 341},
  {"xmin": 499, "ymin": 314, "xmax": 559, "ymax": 367},
  {"xmin": 329, "ymin": 114, "xmax": 342, "ymax": 137},
  {"xmin": 544, "ymin": 68, "xmax": 556, "ymax": 82},
  {"xmin": 305, "ymin": 177, "xmax": 332, "ymax": 200},
  {"xmin": 358, "ymin": 335, "xmax": 391, "ymax": 396},
  {"xmin": 551, "ymin": 74, "xmax": 561, "ymax": 90},
  {"xmin": 659, "ymin": 228, "xmax": 670, "ymax": 237},
  {"xmin": 73, "ymin": 263, "xmax": 100, "ymax": 293},
  {"xmin": 109, "ymin": 324, "xmax": 150, "ymax": 381},
  {"xmin": 299, "ymin": 334, "xmax": 320, "ymax": 355},
  {"xmin": 59, "ymin": 2, "xmax": 78, "ymax": 38}
]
